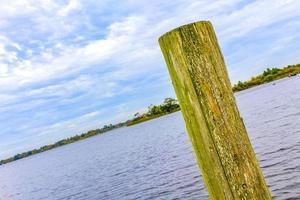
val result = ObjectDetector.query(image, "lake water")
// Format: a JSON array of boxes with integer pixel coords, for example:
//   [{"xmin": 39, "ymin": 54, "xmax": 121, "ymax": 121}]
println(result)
[{"xmin": 0, "ymin": 76, "xmax": 300, "ymax": 200}]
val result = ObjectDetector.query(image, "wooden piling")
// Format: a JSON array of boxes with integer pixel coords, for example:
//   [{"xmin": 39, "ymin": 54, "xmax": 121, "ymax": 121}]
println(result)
[{"xmin": 159, "ymin": 21, "xmax": 272, "ymax": 199}]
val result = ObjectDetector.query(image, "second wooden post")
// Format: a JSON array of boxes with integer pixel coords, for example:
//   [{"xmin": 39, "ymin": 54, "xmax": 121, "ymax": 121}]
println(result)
[{"xmin": 159, "ymin": 21, "xmax": 272, "ymax": 199}]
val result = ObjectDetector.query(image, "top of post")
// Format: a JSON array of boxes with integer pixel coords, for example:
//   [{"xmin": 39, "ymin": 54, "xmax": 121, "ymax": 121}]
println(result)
[{"xmin": 158, "ymin": 20, "xmax": 212, "ymax": 42}]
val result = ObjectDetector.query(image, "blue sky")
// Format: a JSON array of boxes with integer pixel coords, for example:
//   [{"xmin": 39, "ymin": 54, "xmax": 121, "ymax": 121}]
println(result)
[{"xmin": 0, "ymin": 0, "xmax": 300, "ymax": 159}]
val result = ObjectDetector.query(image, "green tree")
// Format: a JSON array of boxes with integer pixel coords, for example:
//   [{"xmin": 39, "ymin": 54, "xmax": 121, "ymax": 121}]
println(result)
[
  {"xmin": 161, "ymin": 97, "xmax": 179, "ymax": 113},
  {"xmin": 148, "ymin": 105, "xmax": 162, "ymax": 115}
]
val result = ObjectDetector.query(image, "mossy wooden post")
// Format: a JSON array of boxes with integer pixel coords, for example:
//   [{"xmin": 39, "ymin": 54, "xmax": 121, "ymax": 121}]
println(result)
[{"xmin": 159, "ymin": 21, "xmax": 272, "ymax": 200}]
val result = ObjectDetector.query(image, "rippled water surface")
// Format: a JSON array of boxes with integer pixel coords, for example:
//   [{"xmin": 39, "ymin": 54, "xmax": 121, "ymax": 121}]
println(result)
[{"xmin": 0, "ymin": 76, "xmax": 300, "ymax": 200}]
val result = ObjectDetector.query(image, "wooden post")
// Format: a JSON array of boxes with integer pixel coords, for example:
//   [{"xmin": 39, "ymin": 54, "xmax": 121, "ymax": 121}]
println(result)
[{"xmin": 159, "ymin": 21, "xmax": 272, "ymax": 200}]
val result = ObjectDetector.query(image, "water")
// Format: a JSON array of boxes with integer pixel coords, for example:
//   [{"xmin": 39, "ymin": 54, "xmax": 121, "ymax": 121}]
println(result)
[{"xmin": 0, "ymin": 76, "xmax": 300, "ymax": 200}]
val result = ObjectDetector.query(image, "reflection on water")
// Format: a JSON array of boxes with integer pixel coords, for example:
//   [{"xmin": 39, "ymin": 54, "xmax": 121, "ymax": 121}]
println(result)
[{"xmin": 0, "ymin": 76, "xmax": 299, "ymax": 200}]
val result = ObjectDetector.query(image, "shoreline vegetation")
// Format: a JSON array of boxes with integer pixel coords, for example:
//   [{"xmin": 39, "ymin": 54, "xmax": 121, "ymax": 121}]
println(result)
[
  {"xmin": 1, "ymin": 63, "xmax": 299, "ymax": 165},
  {"xmin": 127, "ymin": 97, "xmax": 180, "ymax": 126},
  {"xmin": 232, "ymin": 63, "xmax": 300, "ymax": 92}
]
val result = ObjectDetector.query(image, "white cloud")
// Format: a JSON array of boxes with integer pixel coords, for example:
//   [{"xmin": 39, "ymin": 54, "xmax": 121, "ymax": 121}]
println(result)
[
  {"xmin": 25, "ymin": 75, "xmax": 93, "ymax": 98},
  {"xmin": 0, "ymin": 43, "xmax": 5, "ymax": 55},
  {"xmin": 30, "ymin": 110, "xmax": 103, "ymax": 140},
  {"xmin": 57, "ymin": 0, "xmax": 81, "ymax": 17},
  {"xmin": 0, "ymin": 1, "xmax": 35, "ymax": 18},
  {"xmin": 0, "ymin": 94, "xmax": 17, "ymax": 105},
  {"xmin": 0, "ymin": 63, "xmax": 8, "ymax": 75},
  {"xmin": 215, "ymin": 0, "xmax": 300, "ymax": 42}
]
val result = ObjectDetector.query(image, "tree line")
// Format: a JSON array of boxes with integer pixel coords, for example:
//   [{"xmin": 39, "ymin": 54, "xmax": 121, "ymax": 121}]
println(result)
[
  {"xmin": 0, "ymin": 122, "xmax": 126, "ymax": 165},
  {"xmin": 127, "ymin": 97, "xmax": 180, "ymax": 126},
  {"xmin": 233, "ymin": 63, "xmax": 300, "ymax": 92}
]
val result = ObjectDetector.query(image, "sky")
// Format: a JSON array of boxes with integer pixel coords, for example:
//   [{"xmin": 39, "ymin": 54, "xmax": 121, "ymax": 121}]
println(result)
[{"xmin": 0, "ymin": 0, "xmax": 300, "ymax": 159}]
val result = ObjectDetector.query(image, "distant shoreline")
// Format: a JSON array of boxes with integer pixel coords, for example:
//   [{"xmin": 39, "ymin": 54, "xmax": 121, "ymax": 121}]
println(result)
[
  {"xmin": 127, "ymin": 107, "xmax": 181, "ymax": 126},
  {"xmin": 232, "ymin": 63, "xmax": 300, "ymax": 92},
  {"xmin": 1, "ymin": 63, "xmax": 299, "ymax": 166}
]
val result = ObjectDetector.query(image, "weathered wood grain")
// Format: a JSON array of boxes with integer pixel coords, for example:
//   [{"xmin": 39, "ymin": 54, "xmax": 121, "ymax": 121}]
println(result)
[{"xmin": 159, "ymin": 21, "xmax": 272, "ymax": 200}]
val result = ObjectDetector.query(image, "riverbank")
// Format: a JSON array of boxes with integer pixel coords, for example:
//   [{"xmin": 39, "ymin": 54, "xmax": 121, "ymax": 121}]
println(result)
[
  {"xmin": 127, "ymin": 108, "xmax": 181, "ymax": 126},
  {"xmin": 126, "ymin": 98, "xmax": 180, "ymax": 126},
  {"xmin": 232, "ymin": 63, "xmax": 300, "ymax": 92},
  {"xmin": 0, "ymin": 123, "xmax": 126, "ymax": 165}
]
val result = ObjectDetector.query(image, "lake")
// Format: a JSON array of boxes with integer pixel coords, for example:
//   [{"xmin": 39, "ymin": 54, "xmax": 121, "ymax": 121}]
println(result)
[{"xmin": 0, "ymin": 76, "xmax": 300, "ymax": 200}]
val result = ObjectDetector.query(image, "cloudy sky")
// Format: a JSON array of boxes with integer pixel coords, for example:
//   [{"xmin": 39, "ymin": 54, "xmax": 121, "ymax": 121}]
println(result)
[{"xmin": 0, "ymin": 0, "xmax": 300, "ymax": 159}]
